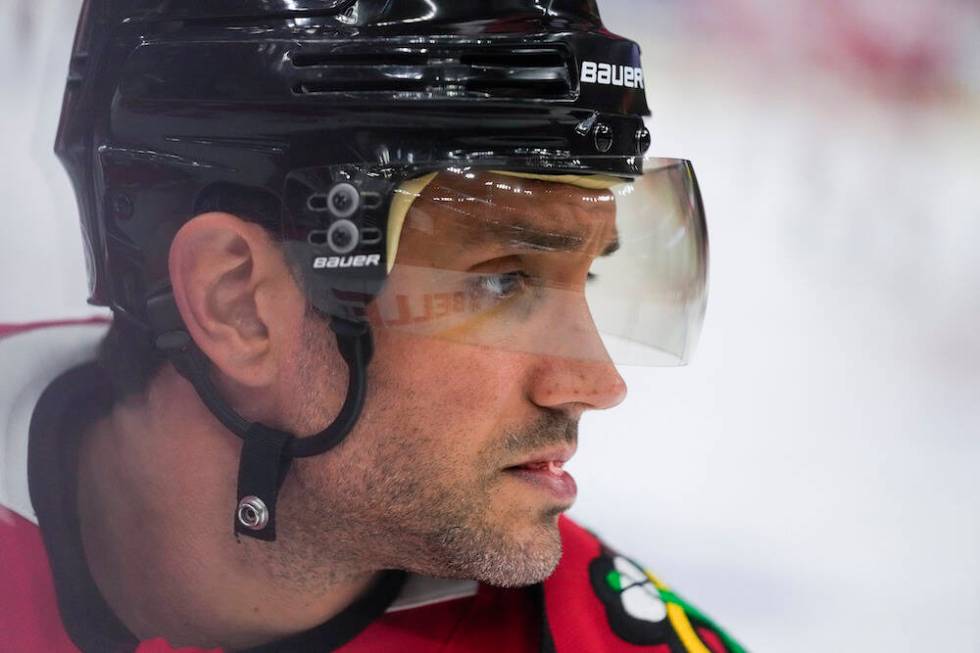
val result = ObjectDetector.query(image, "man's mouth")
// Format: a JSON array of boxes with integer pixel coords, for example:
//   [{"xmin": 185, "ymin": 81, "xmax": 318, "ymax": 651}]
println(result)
[
  {"xmin": 503, "ymin": 450, "xmax": 577, "ymax": 504},
  {"xmin": 510, "ymin": 460, "xmax": 567, "ymax": 475},
  {"xmin": 505, "ymin": 445, "xmax": 576, "ymax": 471}
]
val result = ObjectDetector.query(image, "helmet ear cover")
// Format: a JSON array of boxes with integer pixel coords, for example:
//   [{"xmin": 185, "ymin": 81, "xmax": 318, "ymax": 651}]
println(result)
[{"xmin": 282, "ymin": 166, "xmax": 399, "ymax": 323}]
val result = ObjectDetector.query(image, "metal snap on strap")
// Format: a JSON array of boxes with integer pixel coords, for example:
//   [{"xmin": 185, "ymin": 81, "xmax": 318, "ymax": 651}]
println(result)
[{"xmin": 237, "ymin": 496, "xmax": 269, "ymax": 531}]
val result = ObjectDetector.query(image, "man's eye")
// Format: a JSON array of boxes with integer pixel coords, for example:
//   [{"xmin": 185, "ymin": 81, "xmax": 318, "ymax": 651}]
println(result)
[{"xmin": 472, "ymin": 271, "xmax": 529, "ymax": 300}]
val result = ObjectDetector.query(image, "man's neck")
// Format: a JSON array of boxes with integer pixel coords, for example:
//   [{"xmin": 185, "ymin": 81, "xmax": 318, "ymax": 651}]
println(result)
[{"xmin": 75, "ymin": 365, "xmax": 377, "ymax": 650}]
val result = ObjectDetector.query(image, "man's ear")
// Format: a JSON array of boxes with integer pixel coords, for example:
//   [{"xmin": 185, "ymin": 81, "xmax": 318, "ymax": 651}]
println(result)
[{"xmin": 168, "ymin": 212, "xmax": 305, "ymax": 389}]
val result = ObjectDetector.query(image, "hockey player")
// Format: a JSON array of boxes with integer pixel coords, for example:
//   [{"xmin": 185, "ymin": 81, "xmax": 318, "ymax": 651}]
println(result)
[{"xmin": 0, "ymin": 1, "xmax": 745, "ymax": 651}]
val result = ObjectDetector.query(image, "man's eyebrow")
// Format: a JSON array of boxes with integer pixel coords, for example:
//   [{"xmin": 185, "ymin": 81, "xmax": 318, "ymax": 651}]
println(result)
[{"xmin": 470, "ymin": 218, "xmax": 620, "ymax": 256}]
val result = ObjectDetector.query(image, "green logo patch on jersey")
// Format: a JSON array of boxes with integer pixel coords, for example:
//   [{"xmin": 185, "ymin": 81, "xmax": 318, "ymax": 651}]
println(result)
[{"xmin": 588, "ymin": 547, "xmax": 747, "ymax": 653}]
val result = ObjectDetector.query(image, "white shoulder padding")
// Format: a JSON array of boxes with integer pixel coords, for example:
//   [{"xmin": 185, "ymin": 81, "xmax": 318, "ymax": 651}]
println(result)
[
  {"xmin": 0, "ymin": 322, "xmax": 109, "ymax": 524},
  {"xmin": 386, "ymin": 575, "xmax": 479, "ymax": 613}
]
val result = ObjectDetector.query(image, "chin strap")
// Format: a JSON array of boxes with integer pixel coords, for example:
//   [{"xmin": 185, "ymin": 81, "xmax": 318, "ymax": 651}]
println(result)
[{"xmin": 148, "ymin": 292, "xmax": 372, "ymax": 542}]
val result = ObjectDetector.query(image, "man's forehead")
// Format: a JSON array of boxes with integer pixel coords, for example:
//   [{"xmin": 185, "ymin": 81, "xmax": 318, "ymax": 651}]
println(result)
[{"xmin": 403, "ymin": 170, "xmax": 618, "ymax": 255}]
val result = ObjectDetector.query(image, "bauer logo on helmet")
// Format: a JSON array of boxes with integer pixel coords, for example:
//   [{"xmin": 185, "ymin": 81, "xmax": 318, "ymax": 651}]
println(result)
[
  {"xmin": 580, "ymin": 61, "xmax": 645, "ymax": 89},
  {"xmin": 312, "ymin": 255, "xmax": 382, "ymax": 270}
]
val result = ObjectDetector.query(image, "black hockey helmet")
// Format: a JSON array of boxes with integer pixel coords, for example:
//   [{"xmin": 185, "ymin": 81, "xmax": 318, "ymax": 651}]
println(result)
[{"xmin": 56, "ymin": 0, "xmax": 707, "ymax": 540}]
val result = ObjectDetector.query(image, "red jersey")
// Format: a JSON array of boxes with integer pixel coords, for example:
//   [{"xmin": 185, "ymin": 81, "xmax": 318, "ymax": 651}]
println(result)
[{"xmin": 0, "ymin": 319, "xmax": 745, "ymax": 653}]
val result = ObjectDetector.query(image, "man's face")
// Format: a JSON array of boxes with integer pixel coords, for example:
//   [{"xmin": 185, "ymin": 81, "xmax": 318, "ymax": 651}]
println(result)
[{"xmin": 273, "ymin": 172, "xmax": 627, "ymax": 588}]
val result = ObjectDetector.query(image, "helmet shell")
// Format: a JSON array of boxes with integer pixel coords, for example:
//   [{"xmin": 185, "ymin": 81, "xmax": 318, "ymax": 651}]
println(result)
[{"xmin": 56, "ymin": 0, "xmax": 652, "ymax": 326}]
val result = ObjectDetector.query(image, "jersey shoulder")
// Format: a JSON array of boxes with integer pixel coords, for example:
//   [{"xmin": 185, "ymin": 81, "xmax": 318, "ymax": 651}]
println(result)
[
  {"xmin": 0, "ymin": 507, "xmax": 83, "ymax": 652},
  {"xmin": 545, "ymin": 516, "xmax": 748, "ymax": 653}
]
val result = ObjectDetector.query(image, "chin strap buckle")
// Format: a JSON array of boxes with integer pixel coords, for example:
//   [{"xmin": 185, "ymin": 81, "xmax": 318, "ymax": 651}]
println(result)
[{"xmin": 235, "ymin": 423, "xmax": 293, "ymax": 541}]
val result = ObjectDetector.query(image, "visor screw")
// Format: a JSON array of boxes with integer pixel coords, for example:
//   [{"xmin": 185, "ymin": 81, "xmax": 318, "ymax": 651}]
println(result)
[
  {"xmin": 110, "ymin": 193, "xmax": 133, "ymax": 221},
  {"xmin": 327, "ymin": 219, "xmax": 360, "ymax": 254},
  {"xmin": 593, "ymin": 123, "xmax": 614, "ymax": 153},
  {"xmin": 237, "ymin": 496, "xmax": 269, "ymax": 531},
  {"xmin": 327, "ymin": 182, "xmax": 361, "ymax": 219},
  {"xmin": 635, "ymin": 127, "xmax": 652, "ymax": 154}
]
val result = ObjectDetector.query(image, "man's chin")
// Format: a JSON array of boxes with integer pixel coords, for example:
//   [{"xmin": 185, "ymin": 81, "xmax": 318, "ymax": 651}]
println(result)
[
  {"xmin": 466, "ymin": 516, "xmax": 565, "ymax": 588},
  {"xmin": 410, "ymin": 511, "xmax": 565, "ymax": 588}
]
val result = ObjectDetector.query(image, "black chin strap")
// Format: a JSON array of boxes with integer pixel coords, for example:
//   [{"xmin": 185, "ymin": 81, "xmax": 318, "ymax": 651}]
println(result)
[{"xmin": 150, "ymin": 296, "xmax": 372, "ymax": 542}]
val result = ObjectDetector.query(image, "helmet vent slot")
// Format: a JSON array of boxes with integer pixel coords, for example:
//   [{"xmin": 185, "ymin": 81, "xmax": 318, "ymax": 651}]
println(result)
[
  {"xmin": 289, "ymin": 46, "xmax": 572, "ymax": 100},
  {"xmin": 291, "ymin": 51, "xmax": 430, "ymax": 68},
  {"xmin": 458, "ymin": 49, "xmax": 571, "ymax": 98}
]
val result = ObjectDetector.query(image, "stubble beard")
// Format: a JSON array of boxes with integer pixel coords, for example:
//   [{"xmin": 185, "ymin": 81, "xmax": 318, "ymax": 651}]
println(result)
[{"xmin": 274, "ymin": 411, "xmax": 573, "ymax": 590}]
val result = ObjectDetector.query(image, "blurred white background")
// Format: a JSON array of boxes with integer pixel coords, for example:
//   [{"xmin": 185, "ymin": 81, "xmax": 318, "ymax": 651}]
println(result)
[{"xmin": 2, "ymin": 1, "xmax": 978, "ymax": 651}]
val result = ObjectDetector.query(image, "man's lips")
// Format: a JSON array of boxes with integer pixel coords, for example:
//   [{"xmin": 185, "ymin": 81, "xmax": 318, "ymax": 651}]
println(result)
[{"xmin": 502, "ymin": 446, "xmax": 578, "ymax": 504}]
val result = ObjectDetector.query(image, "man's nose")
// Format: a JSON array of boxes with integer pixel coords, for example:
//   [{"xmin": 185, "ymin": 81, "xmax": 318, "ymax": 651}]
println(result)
[
  {"xmin": 524, "ymin": 288, "xmax": 629, "ymax": 415},
  {"xmin": 527, "ymin": 354, "xmax": 628, "ymax": 416}
]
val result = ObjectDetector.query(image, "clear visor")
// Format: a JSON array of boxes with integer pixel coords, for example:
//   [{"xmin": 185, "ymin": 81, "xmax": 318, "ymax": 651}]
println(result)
[{"xmin": 365, "ymin": 158, "xmax": 707, "ymax": 366}]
